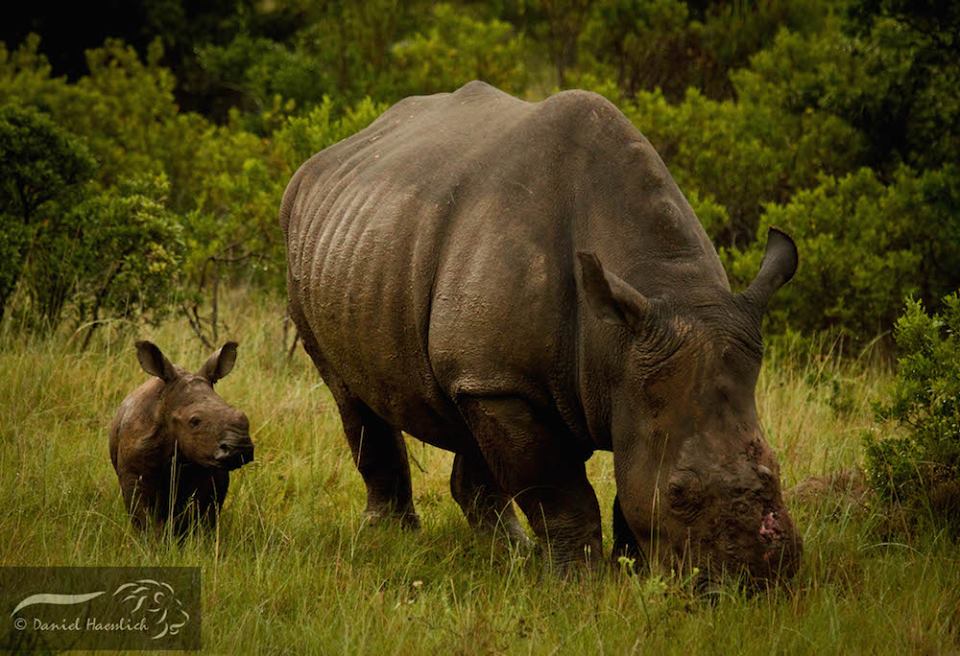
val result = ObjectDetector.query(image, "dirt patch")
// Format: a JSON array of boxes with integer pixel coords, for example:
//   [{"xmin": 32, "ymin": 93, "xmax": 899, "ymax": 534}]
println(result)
[{"xmin": 788, "ymin": 468, "xmax": 871, "ymax": 509}]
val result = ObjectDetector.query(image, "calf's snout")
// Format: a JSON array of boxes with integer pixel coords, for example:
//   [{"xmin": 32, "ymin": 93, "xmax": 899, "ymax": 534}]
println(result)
[{"xmin": 214, "ymin": 431, "xmax": 254, "ymax": 469}]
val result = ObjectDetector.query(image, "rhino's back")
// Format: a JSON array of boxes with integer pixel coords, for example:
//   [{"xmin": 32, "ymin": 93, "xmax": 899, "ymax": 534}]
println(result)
[
  {"xmin": 110, "ymin": 379, "xmax": 164, "ymax": 475},
  {"xmin": 282, "ymin": 81, "xmax": 724, "ymax": 449}
]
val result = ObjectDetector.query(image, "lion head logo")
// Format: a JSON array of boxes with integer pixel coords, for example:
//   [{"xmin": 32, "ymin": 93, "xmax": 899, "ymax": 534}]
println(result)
[{"xmin": 114, "ymin": 579, "xmax": 189, "ymax": 639}]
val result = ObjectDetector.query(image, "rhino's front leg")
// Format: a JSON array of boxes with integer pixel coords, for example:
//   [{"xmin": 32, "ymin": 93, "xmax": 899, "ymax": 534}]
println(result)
[
  {"xmin": 457, "ymin": 396, "xmax": 602, "ymax": 567},
  {"xmin": 612, "ymin": 494, "xmax": 646, "ymax": 568},
  {"xmin": 173, "ymin": 469, "xmax": 230, "ymax": 535},
  {"xmin": 118, "ymin": 471, "xmax": 163, "ymax": 533},
  {"xmin": 450, "ymin": 450, "xmax": 530, "ymax": 546}
]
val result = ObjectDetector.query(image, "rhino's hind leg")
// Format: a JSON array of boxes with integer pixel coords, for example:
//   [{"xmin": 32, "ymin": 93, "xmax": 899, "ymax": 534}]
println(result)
[
  {"xmin": 450, "ymin": 451, "xmax": 530, "ymax": 545},
  {"xmin": 456, "ymin": 396, "xmax": 602, "ymax": 567},
  {"xmin": 338, "ymin": 398, "xmax": 420, "ymax": 529},
  {"xmin": 294, "ymin": 316, "xmax": 419, "ymax": 529}
]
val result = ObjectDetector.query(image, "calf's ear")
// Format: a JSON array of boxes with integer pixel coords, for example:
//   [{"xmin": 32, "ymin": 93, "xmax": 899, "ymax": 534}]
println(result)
[
  {"xmin": 135, "ymin": 341, "xmax": 177, "ymax": 382},
  {"xmin": 740, "ymin": 227, "xmax": 798, "ymax": 314},
  {"xmin": 199, "ymin": 341, "xmax": 238, "ymax": 385},
  {"xmin": 577, "ymin": 251, "xmax": 659, "ymax": 333}
]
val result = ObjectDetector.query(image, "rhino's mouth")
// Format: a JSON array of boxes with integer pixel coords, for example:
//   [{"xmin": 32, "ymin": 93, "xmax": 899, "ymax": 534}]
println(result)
[
  {"xmin": 759, "ymin": 511, "xmax": 783, "ymax": 543},
  {"xmin": 213, "ymin": 435, "xmax": 254, "ymax": 470},
  {"xmin": 671, "ymin": 504, "xmax": 801, "ymax": 590},
  {"xmin": 215, "ymin": 452, "xmax": 252, "ymax": 470}
]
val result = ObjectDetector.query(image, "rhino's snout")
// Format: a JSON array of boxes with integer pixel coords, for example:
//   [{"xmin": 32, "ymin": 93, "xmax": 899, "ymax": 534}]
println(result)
[
  {"xmin": 214, "ymin": 432, "xmax": 254, "ymax": 470},
  {"xmin": 756, "ymin": 509, "xmax": 802, "ymax": 583},
  {"xmin": 759, "ymin": 511, "xmax": 782, "ymax": 543}
]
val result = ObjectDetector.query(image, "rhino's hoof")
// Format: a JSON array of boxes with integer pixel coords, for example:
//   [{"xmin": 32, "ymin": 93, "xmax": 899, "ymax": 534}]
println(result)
[
  {"xmin": 400, "ymin": 512, "xmax": 422, "ymax": 531},
  {"xmin": 363, "ymin": 509, "xmax": 421, "ymax": 531},
  {"xmin": 501, "ymin": 525, "xmax": 533, "ymax": 550}
]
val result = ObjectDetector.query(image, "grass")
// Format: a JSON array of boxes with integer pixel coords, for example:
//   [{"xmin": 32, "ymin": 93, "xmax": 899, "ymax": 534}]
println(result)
[{"xmin": 1, "ymin": 291, "xmax": 958, "ymax": 654}]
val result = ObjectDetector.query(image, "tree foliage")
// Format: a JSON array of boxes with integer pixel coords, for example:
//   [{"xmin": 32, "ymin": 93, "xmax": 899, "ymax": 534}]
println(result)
[
  {"xmin": 726, "ymin": 166, "xmax": 960, "ymax": 339},
  {"xmin": 579, "ymin": 0, "xmax": 826, "ymax": 100},
  {"xmin": 0, "ymin": 0, "xmax": 957, "ymax": 350},
  {"xmin": 0, "ymin": 104, "xmax": 95, "ymax": 322},
  {"xmin": 28, "ymin": 176, "xmax": 185, "ymax": 335},
  {"xmin": 392, "ymin": 4, "xmax": 528, "ymax": 96},
  {"xmin": 624, "ymin": 83, "xmax": 864, "ymax": 246}
]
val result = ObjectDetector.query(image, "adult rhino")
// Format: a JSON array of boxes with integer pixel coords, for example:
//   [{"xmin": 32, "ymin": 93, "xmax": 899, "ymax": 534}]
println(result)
[{"xmin": 281, "ymin": 81, "xmax": 801, "ymax": 584}]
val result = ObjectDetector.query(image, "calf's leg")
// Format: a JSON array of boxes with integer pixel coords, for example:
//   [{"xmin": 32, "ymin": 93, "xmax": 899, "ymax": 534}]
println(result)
[{"xmin": 173, "ymin": 469, "xmax": 230, "ymax": 535}]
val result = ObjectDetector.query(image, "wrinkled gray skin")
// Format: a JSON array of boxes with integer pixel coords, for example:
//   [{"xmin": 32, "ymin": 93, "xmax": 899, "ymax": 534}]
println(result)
[
  {"xmin": 281, "ymin": 81, "xmax": 801, "ymax": 584},
  {"xmin": 109, "ymin": 341, "xmax": 254, "ymax": 536}
]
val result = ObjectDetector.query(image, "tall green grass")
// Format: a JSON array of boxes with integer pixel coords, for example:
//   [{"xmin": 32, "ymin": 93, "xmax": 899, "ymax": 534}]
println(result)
[{"xmin": 1, "ymin": 292, "xmax": 957, "ymax": 654}]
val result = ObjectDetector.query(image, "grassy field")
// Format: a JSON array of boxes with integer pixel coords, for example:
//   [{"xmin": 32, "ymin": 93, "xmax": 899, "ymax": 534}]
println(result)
[{"xmin": 1, "ymin": 292, "xmax": 958, "ymax": 654}]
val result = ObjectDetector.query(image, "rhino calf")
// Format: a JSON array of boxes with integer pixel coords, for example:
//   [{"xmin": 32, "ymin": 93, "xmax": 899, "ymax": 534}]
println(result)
[{"xmin": 109, "ymin": 340, "xmax": 254, "ymax": 535}]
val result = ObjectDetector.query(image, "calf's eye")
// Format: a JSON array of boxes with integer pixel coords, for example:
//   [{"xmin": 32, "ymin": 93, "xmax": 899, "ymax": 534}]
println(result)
[{"xmin": 189, "ymin": 416, "xmax": 202, "ymax": 428}]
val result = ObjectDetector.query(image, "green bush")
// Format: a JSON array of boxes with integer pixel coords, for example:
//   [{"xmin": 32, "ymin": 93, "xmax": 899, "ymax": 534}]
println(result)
[
  {"xmin": 0, "ymin": 37, "xmax": 193, "ymax": 193},
  {"xmin": 623, "ymin": 85, "xmax": 863, "ymax": 246},
  {"xmin": 736, "ymin": 16, "xmax": 960, "ymax": 174},
  {"xmin": 197, "ymin": 33, "xmax": 331, "ymax": 114},
  {"xmin": 0, "ymin": 42, "xmax": 196, "ymax": 334},
  {"xmin": 864, "ymin": 293, "xmax": 960, "ymax": 525},
  {"xmin": 197, "ymin": 0, "xmax": 417, "ymax": 110},
  {"xmin": 69, "ymin": 177, "xmax": 184, "ymax": 329},
  {"xmin": 274, "ymin": 96, "xmax": 387, "ymax": 173},
  {"xmin": 20, "ymin": 175, "xmax": 184, "ymax": 334},
  {"xmin": 2, "ymin": 0, "xmax": 959, "ymax": 353},
  {"xmin": 725, "ymin": 165, "xmax": 960, "ymax": 341}
]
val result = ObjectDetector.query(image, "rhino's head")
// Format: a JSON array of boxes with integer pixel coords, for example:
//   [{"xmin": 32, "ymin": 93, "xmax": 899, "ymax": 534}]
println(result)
[
  {"xmin": 135, "ymin": 340, "xmax": 254, "ymax": 471},
  {"xmin": 578, "ymin": 228, "xmax": 801, "ymax": 587}
]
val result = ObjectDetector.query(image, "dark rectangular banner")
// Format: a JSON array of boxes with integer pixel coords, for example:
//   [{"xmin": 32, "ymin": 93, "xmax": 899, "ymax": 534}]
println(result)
[{"xmin": 0, "ymin": 567, "xmax": 201, "ymax": 651}]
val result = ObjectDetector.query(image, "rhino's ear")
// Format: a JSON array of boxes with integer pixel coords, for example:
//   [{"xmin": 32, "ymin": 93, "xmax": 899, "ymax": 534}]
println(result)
[
  {"xmin": 135, "ymin": 341, "xmax": 177, "ymax": 382},
  {"xmin": 577, "ymin": 251, "xmax": 655, "ymax": 331},
  {"xmin": 199, "ymin": 341, "xmax": 238, "ymax": 385},
  {"xmin": 740, "ymin": 227, "xmax": 798, "ymax": 314}
]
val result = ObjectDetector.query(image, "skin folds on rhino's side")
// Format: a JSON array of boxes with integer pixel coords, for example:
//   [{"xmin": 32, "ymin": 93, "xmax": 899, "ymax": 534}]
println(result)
[
  {"xmin": 281, "ymin": 81, "xmax": 801, "ymax": 584},
  {"xmin": 109, "ymin": 341, "xmax": 254, "ymax": 536}
]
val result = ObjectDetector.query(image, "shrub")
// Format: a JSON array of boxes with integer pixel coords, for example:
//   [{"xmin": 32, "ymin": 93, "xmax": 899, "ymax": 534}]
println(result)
[
  {"xmin": 623, "ymin": 85, "xmax": 864, "ymax": 247},
  {"xmin": 864, "ymin": 292, "xmax": 960, "ymax": 526},
  {"xmin": 15, "ymin": 174, "xmax": 185, "ymax": 336},
  {"xmin": 736, "ymin": 16, "xmax": 960, "ymax": 174},
  {"xmin": 0, "ymin": 103, "xmax": 95, "ymax": 322},
  {"xmin": 579, "ymin": 0, "xmax": 828, "ymax": 101},
  {"xmin": 274, "ymin": 96, "xmax": 387, "ymax": 173},
  {"xmin": 68, "ymin": 176, "xmax": 185, "ymax": 337},
  {"xmin": 725, "ymin": 165, "xmax": 960, "ymax": 341},
  {"xmin": 0, "ymin": 42, "xmax": 190, "ymax": 334},
  {"xmin": 197, "ymin": 33, "xmax": 331, "ymax": 114},
  {"xmin": 391, "ymin": 4, "xmax": 527, "ymax": 97}
]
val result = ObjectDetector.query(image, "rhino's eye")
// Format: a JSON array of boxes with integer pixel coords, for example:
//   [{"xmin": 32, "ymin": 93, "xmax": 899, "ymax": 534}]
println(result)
[
  {"xmin": 757, "ymin": 464, "xmax": 774, "ymax": 484},
  {"xmin": 189, "ymin": 416, "xmax": 202, "ymax": 428},
  {"xmin": 668, "ymin": 476, "xmax": 703, "ymax": 517}
]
